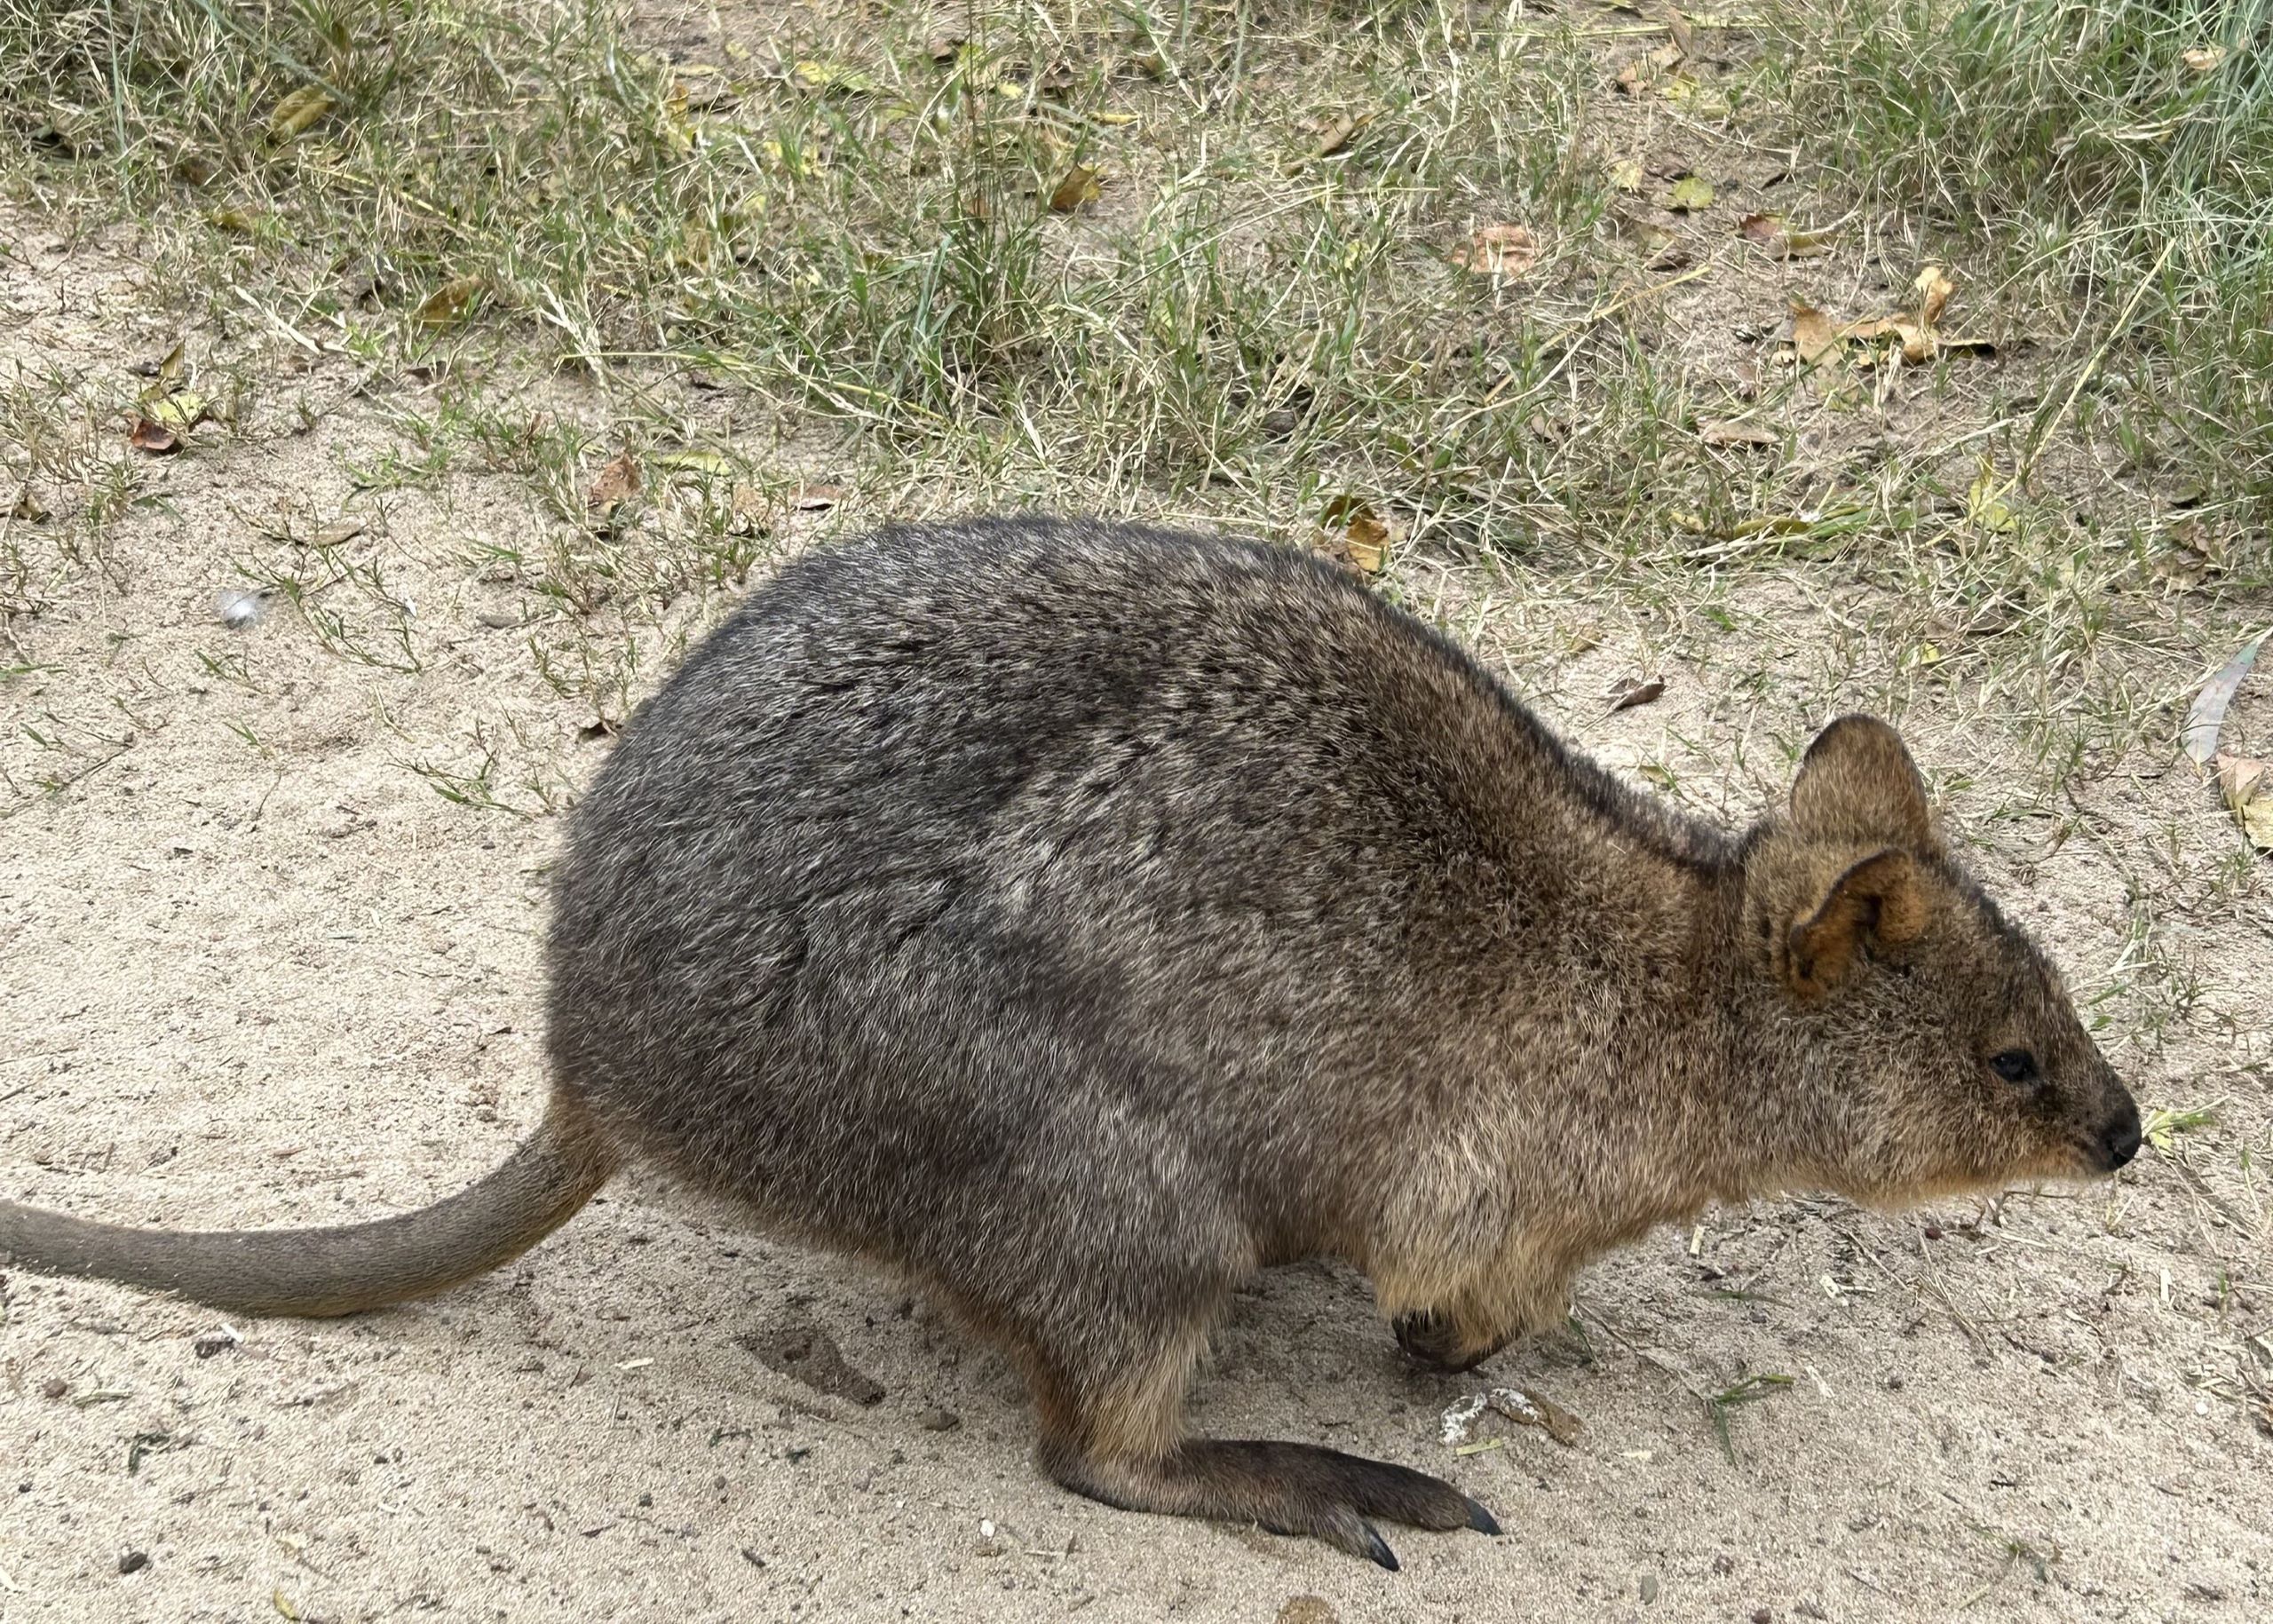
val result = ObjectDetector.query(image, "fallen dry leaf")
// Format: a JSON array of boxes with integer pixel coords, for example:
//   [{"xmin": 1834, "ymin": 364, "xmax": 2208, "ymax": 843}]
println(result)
[
  {"xmin": 1319, "ymin": 495, "xmax": 1391, "ymax": 574},
  {"xmin": 1652, "ymin": 2, "xmax": 1695, "ymax": 59},
  {"xmin": 2182, "ymin": 45, "xmax": 2228, "ymax": 74},
  {"xmin": 588, "ymin": 448, "xmax": 643, "ymax": 513},
  {"xmin": 1608, "ymin": 158, "xmax": 1644, "ymax": 193},
  {"xmin": 653, "ymin": 448, "xmax": 734, "ymax": 480},
  {"xmin": 792, "ymin": 59, "xmax": 878, "ymax": 96},
  {"xmin": 1048, "ymin": 165, "xmax": 1102, "ymax": 213},
  {"xmin": 2184, "ymin": 634, "xmax": 2263, "ymax": 764},
  {"xmin": 1913, "ymin": 263, "xmax": 1954, "ymax": 329},
  {"xmin": 267, "ymin": 85, "xmax": 336, "ymax": 142},
  {"xmin": 1968, "ymin": 461, "xmax": 2018, "ymax": 535},
  {"xmin": 1305, "ymin": 110, "xmax": 1372, "ymax": 162},
  {"xmin": 1607, "ymin": 676, "xmax": 1666, "ymax": 713},
  {"xmin": 414, "ymin": 274, "xmax": 484, "ymax": 329},
  {"xmin": 1787, "ymin": 300, "xmax": 1841, "ymax": 366},
  {"xmin": 1452, "ymin": 223, "xmax": 1539, "ymax": 281},
  {"xmin": 1737, "ymin": 212, "xmax": 1835, "ymax": 259},
  {"xmin": 2214, "ymin": 754, "xmax": 2273, "ymax": 852},
  {"xmin": 142, "ymin": 391, "xmax": 207, "ymax": 433},
  {"xmin": 128, "ymin": 417, "xmax": 180, "ymax": 455},
  {"xmin": 1665, "ymin": 174, "xmax": 1714, "ymax": 212},
  {"xmin": 1616, "ymin": 42, "xmax": 1686, "ymax": 98},
  {"xmin": 1698, "ymin": 417, "xmax": 1777, "ymax": 448},
  {"xmin": 1441, "ymin": 1386, "xmax": 1582, "ymax": 1449}
]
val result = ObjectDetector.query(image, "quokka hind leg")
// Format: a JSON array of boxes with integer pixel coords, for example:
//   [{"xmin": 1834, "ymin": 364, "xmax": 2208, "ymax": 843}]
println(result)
[{"xmin": 1027, "ymin": 1331, "xmax": 1500, "ymax": 1569}]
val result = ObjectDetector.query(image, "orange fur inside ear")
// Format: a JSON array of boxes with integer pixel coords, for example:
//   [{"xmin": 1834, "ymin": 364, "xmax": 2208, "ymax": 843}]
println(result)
[{"xmin": 1784, "ymin": 849, "xmax": 1924, "ymax": 999}]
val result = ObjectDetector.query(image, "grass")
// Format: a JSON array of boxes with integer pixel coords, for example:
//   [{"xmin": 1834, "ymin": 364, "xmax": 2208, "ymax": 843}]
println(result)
[{"xmin": 0, "ymin": 1, "xmax": 2265, "ymax": 898}]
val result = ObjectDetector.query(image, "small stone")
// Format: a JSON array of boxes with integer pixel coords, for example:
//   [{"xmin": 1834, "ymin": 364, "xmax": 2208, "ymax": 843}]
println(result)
[
  {"xmin": 40, "ymin": 1377, "xmax": 67, "ymax": 1400},
  {"xmin": 1752, "ymin": 1610, "xmax": 1774, "ymax": 1624},
  {"xmin": 917, "ymin": 1407, "xmax": 962, "ymax": 1432},
  {"xmin": 636, "ymin": 1492, "xmax": 653, "ymax": 1508},
  {"xmin": 119, "ymin": 1550, "xmax": 150, "ymax": 1575},
  {"xmin": 1639, "ymin": 1574, "xmax": 1659, "ymax": 1604},
  {"xmin": 1279, "ymin": 1599, "xmax": 1338, "ymax": 1624}
]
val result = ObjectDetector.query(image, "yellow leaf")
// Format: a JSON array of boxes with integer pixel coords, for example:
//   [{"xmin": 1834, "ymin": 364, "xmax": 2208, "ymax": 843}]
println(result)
[
  {"xmin": 1092, "ymin": 110, "xmax": 1137, "ymax": 127},
  {"xmin": 1048, "ymin": 165, "xmax": 1102, "ymax": 213},
  {"xmin": 1666, "ymin": 175, "xmax": 1714, "ymax": 212},
  {"xmin": 414, "ymin": 274, "xmax": 484, "ymax": 328},
  {"xmin": 1968, "ymin": 462, "xmax": 2017, "ymax": 534},
  {"xmin": 1319, "ymin": 496, "xmax": 1391, "ymax": 574},
  {"xmin": 793, "ymin": 59, "xmax": 876, "ymax": 96},
  {"xmin": 652, "ymin": 449, "xmax": 734, "ymax": 479},
  {"xmin": 267, "ymin": 85, "xmax": 336, "ymax": 141},
  {"xmin": 208, "ymin": 205, "xmax": 261, "ymax": 234},
  {"xmin": 143, "ymin": 391, "xmax": 208, "ymax": 432},
  {"xmin": 1609, "ymin": 159, "xmax": 1644, "ymax": 193}
]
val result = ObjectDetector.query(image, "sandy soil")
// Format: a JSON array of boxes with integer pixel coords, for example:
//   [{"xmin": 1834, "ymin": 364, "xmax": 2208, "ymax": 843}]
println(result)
[{"xmin": 4, "ymin": 73, "xmax": 2271, "ymax": 1624}]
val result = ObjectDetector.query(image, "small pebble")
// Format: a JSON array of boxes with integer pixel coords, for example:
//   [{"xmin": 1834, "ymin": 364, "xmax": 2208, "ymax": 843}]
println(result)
[
  {"xmin": 1752, "ymin": 1610, "xmax": 1774, "ymax": 1624},
  {"xmin": 118, "ymin": 1550, "xmax": 149, "ymax": 1575},
  {"xmin": 1639, "ymin": 1574, "xmax": 1659, "ymax": 1604},
  {"xmin": 40, "ymin": 1377, "xmax": 67, "ymax": 1400},
  {"xmin": 917, "ymin": 1407, "xmax": 962, "ymax": 1431}
]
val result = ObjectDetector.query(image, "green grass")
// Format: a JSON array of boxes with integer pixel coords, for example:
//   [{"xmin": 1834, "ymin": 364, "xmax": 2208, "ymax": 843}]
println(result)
[
  {"xmin": 1756, "ymin": 0, "xmax": 2273, "ymax": 510},
  {"xmin": 2, "ymin": 0, "xmax": 2267, "ymax": 871}
]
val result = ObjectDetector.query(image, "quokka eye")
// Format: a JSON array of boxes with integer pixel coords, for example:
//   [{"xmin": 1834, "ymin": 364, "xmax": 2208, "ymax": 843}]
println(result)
[{"xmin": 1990, "ymin": 1049, "xmax": 2039, "ymax": 1087}]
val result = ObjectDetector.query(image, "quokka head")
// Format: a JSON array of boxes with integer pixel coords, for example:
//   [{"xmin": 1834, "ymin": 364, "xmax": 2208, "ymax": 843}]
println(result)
[{"xmin": 1740, "ymin": 716, "xmax": 2141, "ymax": 1203}]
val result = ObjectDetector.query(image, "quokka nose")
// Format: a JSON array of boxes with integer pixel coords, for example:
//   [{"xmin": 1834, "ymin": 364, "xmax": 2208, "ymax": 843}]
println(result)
[{"xmin": 2098, "ymin": 1102, "xmax": 2143, "ymax": 1170}]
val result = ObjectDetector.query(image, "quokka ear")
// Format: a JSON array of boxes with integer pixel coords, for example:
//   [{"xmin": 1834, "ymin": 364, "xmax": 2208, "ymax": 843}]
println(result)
[
  {"xmin": 1781, "ymin": 848, "xmax": 1928, "ymax": 1001},
  {"xmin": 1790, "ymin": 715, "xmax": 1934, "ymax": 852}
]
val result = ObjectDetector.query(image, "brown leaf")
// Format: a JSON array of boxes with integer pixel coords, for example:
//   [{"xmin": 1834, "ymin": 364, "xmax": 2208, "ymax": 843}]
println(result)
[
  {"xmin": 1607, "ymin": 677, "xmax": 1666, "ymax": 713},
  {"xmin": 588, "ymin": 448, "xmax": 642, "ymax": 512},
  {"xmin": 1787, "ymin": 300, "xmax": 1841, "ymax": 366},
  {"xmin": 1048, "ymin": 165, "xmax": 1102, "ymax": 213},
  {"xmin": 128, "ymin": 417, "xmax": 180, "ymax": 455},
  {"xmin": 1452, "ymin": 223, "xmax": 1539, "ymax": 281},
  {"xmin": 267, "ymin": 85, "xmax": 337, "ymax": 142},
  {"xmin": 1912, "ymin": 264, "xmax": 1954, "ymax": 329},
  {"xmin": 2214, "ymin": 754, "xmax": 2273, "ymax": 852},
  {"xmin": 1698, "ymin": 418, "xmax": 1777, "ymax": 448},
  {"xmin": 1653, "ymin": 3, "xmax": 1695, "ymax": 60},
  {"xmin": 1318, "ymin": 496, "xmax": 1391, "ymax": 574},
  {"xmin": 1304, "ymin": 110, "xmax": 1372, "ymax": 162},
  {"xmin": 414, "ymin": 274, "xmax": 484, "ymax": 329}
]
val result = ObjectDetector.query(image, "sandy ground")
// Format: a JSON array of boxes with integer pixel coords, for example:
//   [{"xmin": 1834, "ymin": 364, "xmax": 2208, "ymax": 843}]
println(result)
[{"xmin": 4, "ymin": 66, "xmax": 2272, "ymax": 1624}]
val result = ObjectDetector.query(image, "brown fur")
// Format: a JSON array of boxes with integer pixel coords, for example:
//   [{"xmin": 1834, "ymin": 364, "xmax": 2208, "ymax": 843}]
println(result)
[{"xmin": 0, "ymin": 520, "xmax": 2140, "ymax": 1566}]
